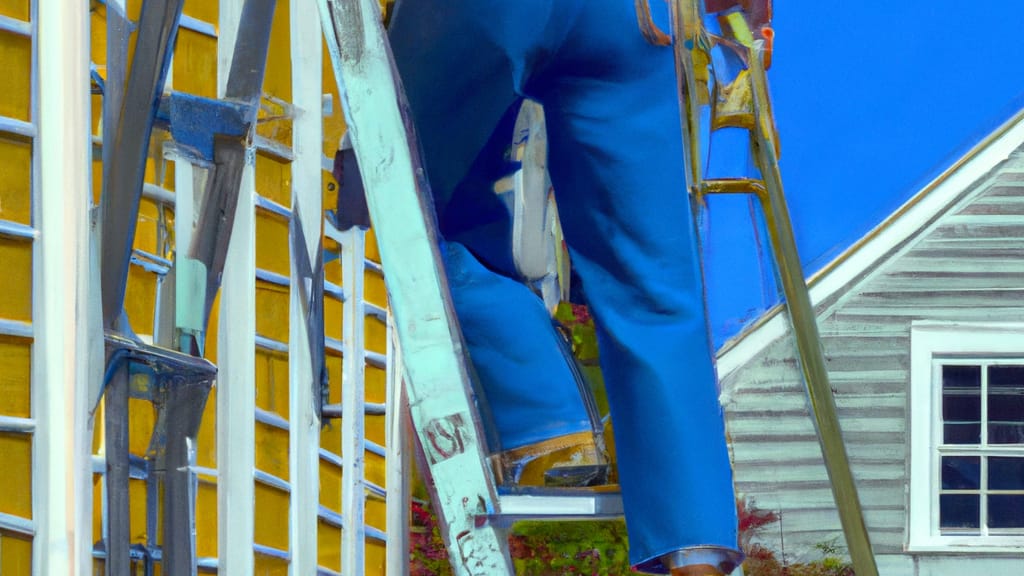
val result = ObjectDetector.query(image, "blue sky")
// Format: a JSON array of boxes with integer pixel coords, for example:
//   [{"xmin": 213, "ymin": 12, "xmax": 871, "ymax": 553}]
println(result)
[{"xmin": 705, "ymin": 1, "xmax": 1024, "ymax": 345}]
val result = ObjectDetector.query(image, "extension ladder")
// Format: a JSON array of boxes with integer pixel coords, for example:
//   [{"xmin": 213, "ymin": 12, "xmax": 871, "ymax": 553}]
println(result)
[{"xmin": 319, "ymin": 1, "xmax": 880, "ymax": 575}]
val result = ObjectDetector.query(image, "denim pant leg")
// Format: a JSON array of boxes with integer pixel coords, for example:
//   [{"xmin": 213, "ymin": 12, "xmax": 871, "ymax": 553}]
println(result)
[
  {"xmin": 388, "ymin": 1, "xmax": 592, "ymax": 451},
  {"xmin": 535, "ymin": 0, "xmax": 740, "ymax": 569}
]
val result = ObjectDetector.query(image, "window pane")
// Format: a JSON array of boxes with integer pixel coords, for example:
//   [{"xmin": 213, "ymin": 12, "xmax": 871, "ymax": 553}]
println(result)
[
  {"xmin": 988, "ymin": 495, "xmax": 1024, "ymax": 529},
  {"xmin": 989, "ymin": 365, "xmax": 1024, "ymax": 388},
  {"xmin": 989, "ymin": 457, "xmax": 1024, "ymax": 490},
  {"xmin": 944, "ymin": 423, "xmax": 982, "ymax": 444},
  {"xmin": 943, "ymin": 365, "xmax": 981, "ymax": 444},
  {"xmin": 988, "ymin": 365, "xmax": 1024, "ymax": 445},
  {"xmin": 939, "ymin": 494, "xmax": 980, "ymax": 530},
  {"xmin": 942, "ymin": 456, "xmax": 980, "ymax": 490}
]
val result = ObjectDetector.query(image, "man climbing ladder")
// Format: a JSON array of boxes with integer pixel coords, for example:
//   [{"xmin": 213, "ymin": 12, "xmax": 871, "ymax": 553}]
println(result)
[
  {"xmin": 323, "ymin": 0, "xmax": 881, "ymax": 573},
  {"xmin": 384, "ymin": 1, "xmax": 743, "ymax": 573}
]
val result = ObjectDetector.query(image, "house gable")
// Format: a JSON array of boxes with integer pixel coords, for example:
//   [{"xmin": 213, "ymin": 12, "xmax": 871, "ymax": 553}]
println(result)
[{"xmin": 718, "ymin": 111, "xmax": 1024, "ymax": 569}]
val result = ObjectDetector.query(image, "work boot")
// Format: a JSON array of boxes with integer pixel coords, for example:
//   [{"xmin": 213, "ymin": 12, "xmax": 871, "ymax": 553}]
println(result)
[{"xmin": 496, "ymin": 430, "xmax": 610, "ymax": 487}]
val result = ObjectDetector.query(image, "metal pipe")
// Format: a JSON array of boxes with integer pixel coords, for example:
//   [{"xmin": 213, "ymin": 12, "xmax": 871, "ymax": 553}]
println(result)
[
  {"xmin": 163, "ymin": 382, "xmax": 212, "ymax": 576},
  {"xmin": 104, "ymin": 363, "xmax": 131, "ymax": 576},
  {"xmin": 99, "ymin": 0, "xmax": 184, "ymax": 329}
]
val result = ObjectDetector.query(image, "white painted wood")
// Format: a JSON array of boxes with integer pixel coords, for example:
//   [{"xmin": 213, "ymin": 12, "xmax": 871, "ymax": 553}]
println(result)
[
  {"xmin": 342, "ymin": 228, "xmax": 367, "ymax": 576},
  {"xmin": 216, "ymin": 0, "xmax": 256, "ymax": 572},
  {"xmin": 385, "ymin": 316, "xmax": 410, "ymax": 576},
  {"xmin": 216, "ymin": 167, "xmax": 257, "ymax": 575},
  {"xmin": 289, "ymin": 3, "xmax": 323, "ymax": 574},
  {"xmin": 717, "ymin": 111, "xmax": 1024, "ymax": 380},
  {"xmin": 34, "ymin": 0, "xmax": 94, "ymax": 574}
]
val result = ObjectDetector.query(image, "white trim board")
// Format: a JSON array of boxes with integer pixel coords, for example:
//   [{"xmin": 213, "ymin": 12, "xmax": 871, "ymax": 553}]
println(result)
[{"xmin": 716, "ymin": 109, "xmax": 1024, "ymax": 381}]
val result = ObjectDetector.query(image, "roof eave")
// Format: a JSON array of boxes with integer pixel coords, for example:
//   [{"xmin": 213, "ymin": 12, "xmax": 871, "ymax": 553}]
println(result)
[{"xmin": 715, "ymin": 107, "xmax": 1024, "ymax": 378}]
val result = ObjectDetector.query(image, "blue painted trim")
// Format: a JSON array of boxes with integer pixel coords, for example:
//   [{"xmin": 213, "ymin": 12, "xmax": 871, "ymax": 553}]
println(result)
[
  {"xmin": 0, "ymin": 115, "xmax": 37, "ymax": 139},
  {"xmin": 255, "ymin": 194, "xmax": 292, "ymax": 219},
  {"xmin": 179, "ymin": 14, "xmax": 216, "ymax": 37},
  {"xmin": 0, "ymin": 14, "xmax": 31, "ymax": 36}
]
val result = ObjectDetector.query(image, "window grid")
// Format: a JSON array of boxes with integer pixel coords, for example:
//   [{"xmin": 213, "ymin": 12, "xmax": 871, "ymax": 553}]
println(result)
[{"xmin": 935, "ymin": 358, "xmax": 1024, "ymax": 537}]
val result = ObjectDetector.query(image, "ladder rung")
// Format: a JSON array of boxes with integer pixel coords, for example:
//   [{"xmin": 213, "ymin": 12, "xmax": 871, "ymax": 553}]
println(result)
[
  {"xmin": 483, "ymin": 488, "xmax": 624, "ymax": 527},
  {"xmin": 700, "ymin": 178, "xmax": 767, "ymax": 198},
  {"xmin": 321, "ymin": 402, "xmax": 386, "ymax": 419}
]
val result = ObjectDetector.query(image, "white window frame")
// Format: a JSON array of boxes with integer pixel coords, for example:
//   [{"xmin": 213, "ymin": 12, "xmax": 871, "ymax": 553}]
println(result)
[{"xmin": 909, "ymin": 322, "xmax": 1024, "ymax": 552}]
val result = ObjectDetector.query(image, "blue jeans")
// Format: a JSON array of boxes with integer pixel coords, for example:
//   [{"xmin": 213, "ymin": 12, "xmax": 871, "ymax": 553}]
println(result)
[{"xmin": 389, "ymin": 0, "xmax": 740, "ymax": 570}]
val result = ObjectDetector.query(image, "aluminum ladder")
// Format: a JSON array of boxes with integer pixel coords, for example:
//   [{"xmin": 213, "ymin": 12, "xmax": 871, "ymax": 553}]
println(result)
[{"xmin": 639, "ymin": 2, "xmax": 882, "ymax": 575}]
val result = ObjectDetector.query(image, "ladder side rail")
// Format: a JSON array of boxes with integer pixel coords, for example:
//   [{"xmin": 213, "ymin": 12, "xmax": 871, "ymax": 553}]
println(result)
[
  {"xmin": 746, "ymin": 46, "xmax": 880, "ymax": 576},
  {"xmin": 317, "ymin": 1, "xmax": 513, "ymax": 574},
  {"xmin": 35, "ymin": 0, "xmax": 96, "ymax": 572},
  {"xmin": 385, "ymin": 318, "xmax": 411, "ymax": 576},
  {"xmin": 215, "ymin": 0, "xmax": 258, "ymax": 572},
  {"xmin": 666, "ymin": 2, "xmax": 880, "ymax": 573},
  {"xmin": 289, "ymin": 1, "xmax": 325, "ymax": 573},
  {"xmin": 341, "ymin": 228, "xmax": 368, "ymax": 576}
]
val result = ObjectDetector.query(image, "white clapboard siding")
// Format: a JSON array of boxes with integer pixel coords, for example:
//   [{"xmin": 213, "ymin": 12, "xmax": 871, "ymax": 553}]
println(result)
[{"xmin": 722, "ymin": 139, "xmax": 1024, "ymax": 564}]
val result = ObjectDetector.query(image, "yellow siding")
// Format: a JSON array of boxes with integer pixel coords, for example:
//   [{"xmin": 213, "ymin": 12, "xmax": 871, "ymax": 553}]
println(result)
[
  {"xmin": 0, "ymin": 31, "xmax": 31, "ymax": 122},
  {"xmin": 195, "ymin": 387, "xmax": 217, "ymax": 469},
  {"xmin": 365, "ymin": 364, "xmax": 387, "ymax": 405},
  {"xmin": 257, "ymin": 0, "xmax": 292, "ymax": 147},
  {"xmin": 195, "ymin": 480, "xmax": 218, "ymax": 557},
  {"xmin": 324, "ymin": 296, "xmax": 344, "ymax": 338},
  {"xmin": 255, "ymin": 212, "xmax": 291, "ymax": 278},
  {"xmin": 254, "ymin": 482, "xmax": 290, "ymax": 551},
  {"xmin": 366, "ymin": 539, "xmax": 387, "ymax": 576},
  {"xmin": 0, "ymin": 0, "xmax": 29, "ymax": 21},
  {"xmin": 124, "ymin": 265, "xmax": 157, "ymax": 335},
  {"xmin": 319, "ymin": 461, "xmax": 343, "ymax": 513},
  {"xmin": 255, "ymin": 280, "xmax": 290, "ymax": 341},
  {"xmin": 173, "ymin": 30, "xmax": 218, "ymax": 98},
  {"xmin": 256, "ymin": 152, "xmax": 292, "ymax": 208},
  {"xmin": 317, "ymin": 520, "xmax": 342, "ymax": 572},
  {"xmin": 182, "ymin": 0, "xmax": 217, "ymax": 24},
  {"xmin": 0, "ymin": 531, "xmax": 32, "ymax": 575},
  {"xmin": 365, "ymin": 315, "xmax": 387, "ymax": 355},
  {"xmin": 365, "ymin": 413, "xmax": 386, "ymax": 450},
  {"xmin": 129, "ymin": 478, "xmax": 148, "ymax": 545},
  {"xmin": 256, "ymin": 349, "xmax": 290, "ymax": 418},
  {"xmin": 365, "ymin": 269, "xmax": 388, "ymax": 309},
  {"xmin": 254, "ymin": 552, "xmax": 289, "ymax": 576},
  {"xmin": 255, "ymin": 421, "xmax": 290, "ymax": 481},
  {"xmin": 0, "ymin": 238, "xmax": 31, "ymax": 322},
  {"xmin": 0, "ymin": 335, "xmax": 30, "ymax": 418},
  {"xmin": 0, "ymin": 136, "xmax": 31, "ymax": 225},
  {"xmin": 365, "ymin": 451, "xmax": 387, "ymax": 491},
  {"xmin": 0, "ymin": 434, "xmax": 31, "ymax": 518}
]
